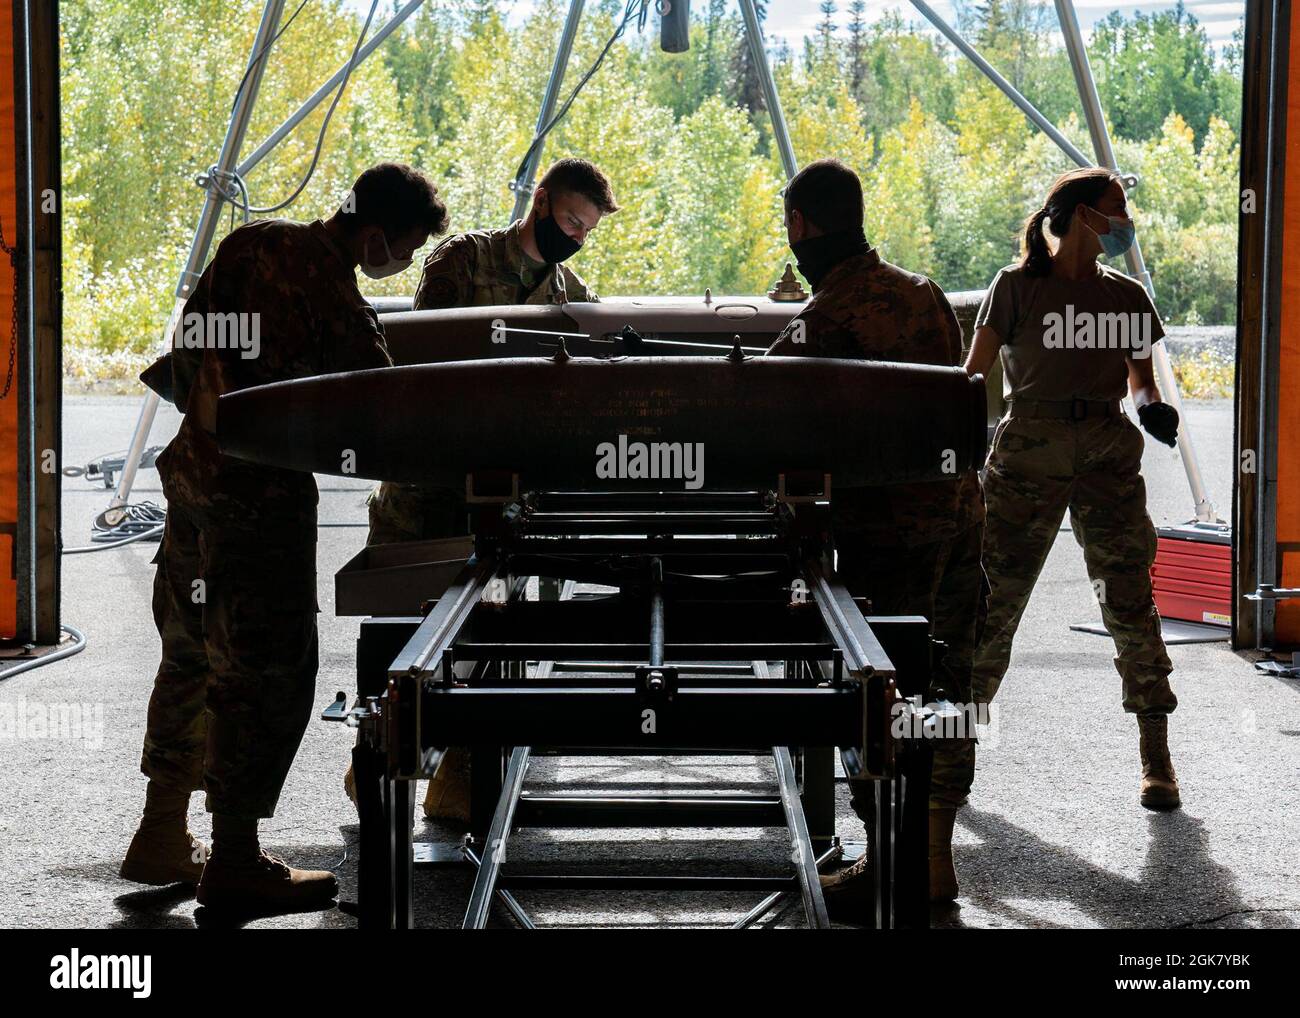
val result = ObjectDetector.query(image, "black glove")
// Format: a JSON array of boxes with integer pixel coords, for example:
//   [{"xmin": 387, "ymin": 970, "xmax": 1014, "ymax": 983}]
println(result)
[{"xmin": 1138, "ymin": 402, "xmax": 1179, "ymax": 448}]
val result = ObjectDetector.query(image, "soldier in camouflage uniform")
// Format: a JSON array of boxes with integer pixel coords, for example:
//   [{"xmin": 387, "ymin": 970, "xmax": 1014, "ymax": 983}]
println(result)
[
  {"xmin": 360, "ymin": 158, "xmax": 617, "ymax": 823},
  {"xmin": 965, "ymin": 168, "xmax": 1180, "ymax": 816},
  {"xmin": 120, "ymin": 163, "xmax": 448, "ymax": 913},
  {"xmin": 766, "ymin": 159, "xmax": 985, "ymax": 914},
  {"xmin": 367, "ymin": 157, "xmax": 616, "ymax": 547}
]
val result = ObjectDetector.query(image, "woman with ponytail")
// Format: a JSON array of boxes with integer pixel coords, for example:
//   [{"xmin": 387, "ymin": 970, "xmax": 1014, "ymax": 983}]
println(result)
[{"xmin": 964, "ymin": 167, "xmax": 1182, "ymax": 812}]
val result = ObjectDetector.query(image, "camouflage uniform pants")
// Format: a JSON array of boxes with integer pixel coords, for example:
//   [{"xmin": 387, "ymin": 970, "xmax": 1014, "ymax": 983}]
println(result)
[
  {"xmin": 367, "ymin": 481, "xmax": 468, "ymax": 545},
  {"xmin": 971, "ymin": 413, "xmax": 1176, "ymax": 715},
  {"xmin": 836, "ymin": 523, "xmax": 985, "ymax": 810},
  {"xmin": 140, "ymin": 504, "xmax": 319, "ymax": 818}
]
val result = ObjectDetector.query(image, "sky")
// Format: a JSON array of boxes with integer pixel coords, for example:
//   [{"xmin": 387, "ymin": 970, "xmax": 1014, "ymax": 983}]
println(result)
[
  {"xmin": 764, "ymin": 1, "xmax": 1244, "ymax": 51},
  {"xmin": 342, "ymin": 0, "xmax": 1246, "ymax": 53}
]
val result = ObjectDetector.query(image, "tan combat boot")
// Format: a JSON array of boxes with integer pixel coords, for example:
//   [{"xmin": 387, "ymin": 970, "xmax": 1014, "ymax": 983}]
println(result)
[
  {"xmin": 929, "ymin": 807, "xmax": 959, "ymax": 902},
  {"xmin": 119, "ymin": 782, "xmax": 206, "ymax": 886},
  {"xmin": 119, "ymin": 826, "xmax": 207, "ymax": 887},
  {"xmin": 196, "ymin": 851, "xmax": 339, "ymax": 913},
  {"xmin": 423, "ymin": 746, "xmax": 471, "ymax": 823},
  {"xmin": 819, "ymin": 852, "xmax": 875, "ymax": 925},
  {"xmin": 1138, "ymin": 715, "xmax": 1181, "ymax": 809}
]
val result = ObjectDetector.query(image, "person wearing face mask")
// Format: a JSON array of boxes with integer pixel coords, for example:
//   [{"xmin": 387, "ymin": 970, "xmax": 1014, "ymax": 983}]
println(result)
[
  {"xmin": 409, "ymin": 156, "xmax": 614, "ymax": 313},
  {"xmin": 121, "ymin": 163, "xmax": 448, "ymax": 914},
  {"xmin": 964, "ymin": 167, "xmax": 1181, "ymax": 819},
  {"xmin": 368, "ymin": 158, "xmax": 615, "ymax": 549},
  {"xmin": 766, "ymin": 159, "xmax": 986, "ymax": 917},
  {"xmin": 360, "ymin": 157, "xmax": 617, "ymax": 823}
]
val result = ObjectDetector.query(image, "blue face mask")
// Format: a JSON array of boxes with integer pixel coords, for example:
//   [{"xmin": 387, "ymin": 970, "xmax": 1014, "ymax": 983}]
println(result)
[{"xmin": 1089, "ymin": 210, "xmax": 1136, "ymax": 258}]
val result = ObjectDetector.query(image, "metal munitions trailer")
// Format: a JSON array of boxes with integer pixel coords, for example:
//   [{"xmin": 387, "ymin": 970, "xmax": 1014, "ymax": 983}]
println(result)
[{"xmin": 332, "ymin": 487, "xmax": 940, "ymax": 930}]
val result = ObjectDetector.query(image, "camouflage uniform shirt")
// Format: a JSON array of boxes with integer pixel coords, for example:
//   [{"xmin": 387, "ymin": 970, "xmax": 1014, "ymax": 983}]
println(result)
[
  {"xmin": 412, "ymin": 218, "xmax": 598, "ymax": 309},
  {"xmin": 158, "ymin": 218, "xmax": 393, "ymax": 532},
  {"xmin": 767, "ymin": 246, "xmax": 983, "ymax": 545}
]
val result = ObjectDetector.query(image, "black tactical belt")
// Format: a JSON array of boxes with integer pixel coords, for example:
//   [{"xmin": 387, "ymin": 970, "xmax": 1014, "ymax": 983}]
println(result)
[{"xmin": 1007, "ymin": 398, "xmax": 1124, "ymax": 421}]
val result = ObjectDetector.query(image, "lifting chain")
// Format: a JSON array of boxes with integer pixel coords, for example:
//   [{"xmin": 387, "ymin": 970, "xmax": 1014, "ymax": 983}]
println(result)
[{"xmin": 0, "ymin": 215, "xmax": 18, "ymax": 400}]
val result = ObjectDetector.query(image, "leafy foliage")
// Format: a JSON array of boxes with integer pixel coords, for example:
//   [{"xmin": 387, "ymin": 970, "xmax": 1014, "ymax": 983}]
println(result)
[{"xmin": 61, "ymin": 0, "xmax": 1245, "ymax": 385}]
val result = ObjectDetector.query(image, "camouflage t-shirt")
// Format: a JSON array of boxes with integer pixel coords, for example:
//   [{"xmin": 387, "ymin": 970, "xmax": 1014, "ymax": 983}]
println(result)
[
  {"xmin": 412, "ymin": 219, "xmax": 598, "ymax": 309},
  {"xmin": 158, "ymin": 218, "xmax": 392, "ymax": 533},
  {"xmin": 767, "ymin": 247, "xmax": 984, "ymax": 545}
]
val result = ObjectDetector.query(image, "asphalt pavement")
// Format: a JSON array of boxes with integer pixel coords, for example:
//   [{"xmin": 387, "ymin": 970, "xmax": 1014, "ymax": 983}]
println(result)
[{"xmin": 0, "ymin": 391, "xmax": 1295, "ymax": 930}]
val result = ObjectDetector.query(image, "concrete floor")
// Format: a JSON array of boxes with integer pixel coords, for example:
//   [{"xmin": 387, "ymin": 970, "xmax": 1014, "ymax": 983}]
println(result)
[{"xmin": 1, "ymin": 393, "xmax": 1296, "ymax": 929}]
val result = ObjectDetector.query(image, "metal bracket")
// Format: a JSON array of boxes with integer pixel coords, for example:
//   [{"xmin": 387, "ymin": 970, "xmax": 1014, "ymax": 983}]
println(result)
[
  {"xmin": 1255, "ymin": 653, "xmax": 1300, "ymax": 678},
  {"xmin": 777, "ymin": 472, "xmax": 831, "ymax": 504},
  {"xmin": 1247, "ymin": 585, "xmax": 1300, "ymax": 602},
  {"xmin": 321, "ymin": 690, "xmax": 351, "ymax": 722},
  {"xmin": 634, "ymin": 665, "xmax": 679, "ymax": 701},
  {"xmin": 352, "ymin": 695, "xmax": 386, "ymax": 752}
]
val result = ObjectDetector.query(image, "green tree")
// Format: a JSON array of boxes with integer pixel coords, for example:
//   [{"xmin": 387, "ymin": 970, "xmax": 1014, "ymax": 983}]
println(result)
[
  {"xmin": 1089, "ymin": 2, "xmax": 1221, "ymax": 144},
  {"xmin": 856, "ymin": 10, "xmax": 957, "ymax": 141},
  {"xmin": 639, "ymin": 0, "xmax": 735, "ymax": 119},
  {"xmin": 816, "ymin": 1, "xmax": 838, "ymax": 57},
  {"xmin": 726, "ymin": 0, "xmax": 768, "ymax": 115},
  {"xmin": 382, "ymin": 0, "xmax": 462, "ymax": 165},
  {"xmin": 1214, "ymin": 21, "xmax": 1244, "ymax": 137},
  {"xmin": 653, "ymin": 95, "xmax": 783, "ymax": 295},
  {"xmin": 59, "ymin": 0, "xmax": 1252, "ymax": 389},
  {"xmin": 929, "ymin": 79, "xmax": 1033, "ymax": 288},
  {"xmin": 1122, "ymin": 113, "xmax": 1239, "ymax": 325},
  {"xmin": 964, "ymin": 1, "xmax": 1076, "ymax": 127},
  {"xmin": 864, "ymin": 99, "xmax": 942, "ymax": 274},
  {"xmin": 61, "ymin": 0, "xmax": 420, "ymax": 358},
  {"xmin": 846, "ymin": 0, "xmax": 866, "ymax": 97}
]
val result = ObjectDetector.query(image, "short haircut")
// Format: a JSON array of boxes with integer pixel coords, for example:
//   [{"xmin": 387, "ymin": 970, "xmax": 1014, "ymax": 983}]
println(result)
[
  {"xmin": 783, "ymin": 158, "xmax": 863, "ymax": 233},
  {"xmin": 538, "ymin": 158, "xmax": 619, "ymax": 215},
  {"xmin": 338, "ymin": 162, "xmax": 449, "ymax": 240}
]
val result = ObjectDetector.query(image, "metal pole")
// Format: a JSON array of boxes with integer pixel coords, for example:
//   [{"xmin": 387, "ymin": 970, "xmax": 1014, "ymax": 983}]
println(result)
[
  {"xmin": 509, "ymin": 0, "xmax": 587, "ymax": 222},
  {"xmin": 1255, "ymin": 0, "xmax": 1288, "ymax": 647},
  {"xmin": 648, "ymin": 557, "xmax": 665, "ymax": 668},
  {"xmin": 107, "ymin": 0, "xmax": 289, "ymax": 513},
  {"xmin": 237, "ymin": 0, "xmax": 427, "ymax": 179},
  {"xmin": 773, "ymin": 747, "xmax": 830, "ymax": 928},
  {"xmin": 463, "ymin": 746, "xmax": 530, "ymax": 930},
  {"xmin": 1054, "ymin": 0, "xmax": 1217, "ymax": 523},
  {"xmin": 909, "ymin": 0, "xmax": 1092, "ymax": 169},
  {"xmin": 738, "ymin": 0, "xmax": 798, "ymax": 180},
  {"xmin": 461, "ymin": 845, "xmax": 537, "ymax": 929},
  {"xmin": 13, "ymin": 0, "xmax": 36, "ymax": 640}
]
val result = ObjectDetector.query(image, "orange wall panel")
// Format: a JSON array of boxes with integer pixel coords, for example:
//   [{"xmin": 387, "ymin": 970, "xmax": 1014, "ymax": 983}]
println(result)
[
  {"xmin": 0, "ymin": 0, "xmax": 18, "ymax": 640},
  {"xmin": 1275, "ymin": 3, "xmax": 1300, "ymax": 644}
]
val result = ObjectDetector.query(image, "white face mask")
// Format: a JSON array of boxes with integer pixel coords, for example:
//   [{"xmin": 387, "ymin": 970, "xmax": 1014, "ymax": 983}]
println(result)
[{"xmin": 360, "ymin": 231, "xmax": 412, "ymax": 280}]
